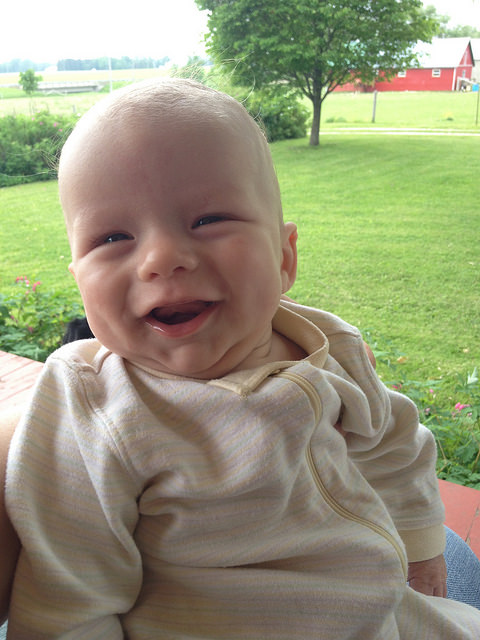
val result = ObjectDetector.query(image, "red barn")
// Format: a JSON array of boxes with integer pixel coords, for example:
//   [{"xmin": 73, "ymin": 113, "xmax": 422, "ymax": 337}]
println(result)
[
  {"xmin": 337, "ymin": 38, "xmax": 474, "ymax": 92},
  {"xmin": 376, "ymin": 38, "xmax": 474, "ymax": 92}
]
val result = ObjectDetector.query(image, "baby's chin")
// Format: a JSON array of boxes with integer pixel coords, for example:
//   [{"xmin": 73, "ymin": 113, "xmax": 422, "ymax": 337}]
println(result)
[
  {"xmin": 126, "ymin": 340, "xmax": 270, "ymax": 381},
  {"xmin": 119, "ymin": 343, "xmax": 235, "ymax": 380},
  {"xmin": 95, "ymin": 318, "xmax": 278, "ymax": 380}
]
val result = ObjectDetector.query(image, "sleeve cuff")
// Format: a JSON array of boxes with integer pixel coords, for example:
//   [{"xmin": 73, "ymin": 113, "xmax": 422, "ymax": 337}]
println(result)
[{"xmin": 398, "ymin": 524, "xmax": 446, "ymax": 563}]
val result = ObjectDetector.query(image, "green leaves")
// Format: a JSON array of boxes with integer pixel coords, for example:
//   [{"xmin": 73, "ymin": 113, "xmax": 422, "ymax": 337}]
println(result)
[
  {"xmin": 0, "ymin": 278, "xmax": 83, "ymax": 362},
  {"xmin": 0, "ymin": 110, "xmax": 76, "ymax": 187},
  {"xmin": 379, "ymin": 354, "xmax": 480, "ymax": 489},
  {"xmin": 195, "ymin": 0, "xmax": 438, "ymax": 144},
  {"xmin": 18, "ymin": 69, "xmax": 42, "ymax": 95}
]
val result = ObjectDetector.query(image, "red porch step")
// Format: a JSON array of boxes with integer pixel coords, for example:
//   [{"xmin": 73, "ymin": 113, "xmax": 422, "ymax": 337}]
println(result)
[
  {"xmin": 0, "ymin": 349, "xmax": 44, "ymax": 410},
  {"xmin": 439, "ymin": 478, "xmax": 480, "ymax": 559}
]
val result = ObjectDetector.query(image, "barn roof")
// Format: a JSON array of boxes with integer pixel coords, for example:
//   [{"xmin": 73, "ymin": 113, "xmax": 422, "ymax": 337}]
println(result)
[
  {"xmin": 471, "ymin": 39, "xmax": 480, "ymax": 61},
  {"xmin": 415, "ymin": 37, "xmax": 472, "ymax": 68}
]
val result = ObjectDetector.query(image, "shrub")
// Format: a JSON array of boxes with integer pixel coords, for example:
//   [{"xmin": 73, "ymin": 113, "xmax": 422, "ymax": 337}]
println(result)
[
  {"xmin": 244, "ymin": 87, "xmax": 309, "ymax": 142},
  {"xmin": 199, "ymin": 69, "xmax": 309, "ymax": 142},
  {"xmin": 407, "ymin": 370, "xmax": 480, "ymax": 489},
  {"xmin": 0, "ymin": 111, "xmax": 77, "ymax": 187},
  {"xmin": 0, "ymin": 276, "xmax": 83, "ymax": 361},
  {"xmin": 364, "ymin": 329, "xmax": 480, "ymax": 489}
]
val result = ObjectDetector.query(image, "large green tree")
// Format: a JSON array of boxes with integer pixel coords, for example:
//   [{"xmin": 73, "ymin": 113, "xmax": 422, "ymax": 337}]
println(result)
[{"xmin": 196, "ymin": 0, "xmax": 437, "ymax": 145}]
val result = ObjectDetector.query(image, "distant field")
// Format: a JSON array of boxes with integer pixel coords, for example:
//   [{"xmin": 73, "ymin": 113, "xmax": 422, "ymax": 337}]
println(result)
[
  {"xmin": 0, "ymin": 67, "xmax": 162, "ymax": 85},
  {"xmin": 0, "ymin": 68, "xmax": 164, "ymax": 116},
  {"xmin": 1, "ymin": 67, "xmax": 480, "ymax": 129}
]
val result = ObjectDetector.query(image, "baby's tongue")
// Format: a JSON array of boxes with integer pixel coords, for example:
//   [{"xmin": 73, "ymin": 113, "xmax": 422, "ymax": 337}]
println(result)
[{"xmin": 152, "ymin": 301, "xmax": 210, "ymax": 325}]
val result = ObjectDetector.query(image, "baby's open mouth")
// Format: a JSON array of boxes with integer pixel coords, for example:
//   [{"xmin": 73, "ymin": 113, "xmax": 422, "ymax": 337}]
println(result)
[{"xmin": 151, "ymin": 301, "xmax": 214, "ymax": 325}]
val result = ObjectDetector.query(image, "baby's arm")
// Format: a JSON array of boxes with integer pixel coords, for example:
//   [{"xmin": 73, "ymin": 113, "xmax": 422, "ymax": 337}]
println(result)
[
  {"xmin": 6, "ymin": 357, "xmax": 143, "ymax": 637},
  {"xmin": 359, "ymin": 344, "xmax": 447, "ymax": 597},
  {"xmin": 0, "ymin": 408, "xmax": 21, "ymax": 623},
  {"xmin": 330, "ymin": 333, "xmax": 447, "ymax": 595}
]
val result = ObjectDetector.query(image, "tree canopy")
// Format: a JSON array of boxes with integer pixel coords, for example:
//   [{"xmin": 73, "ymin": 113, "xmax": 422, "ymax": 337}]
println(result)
[
  {"xmin": 18, "ymin": 69, "xmax": 42, "ymax": 96},
  {"xmin": 196, "ymin": 0, "xmax": 438, "ymax": 145}
]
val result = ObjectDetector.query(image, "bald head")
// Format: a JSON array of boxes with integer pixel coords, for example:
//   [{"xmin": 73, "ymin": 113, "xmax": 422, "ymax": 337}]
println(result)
[{"xmin": 59, "ymin": 78, "xmax": 283, "ymax": 229}]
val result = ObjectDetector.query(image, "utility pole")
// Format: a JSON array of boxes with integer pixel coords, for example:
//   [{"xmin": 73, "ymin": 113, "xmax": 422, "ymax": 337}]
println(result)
[{"xmin": 372, "ymin": 91, "xmax": 378, "ymax": 123}]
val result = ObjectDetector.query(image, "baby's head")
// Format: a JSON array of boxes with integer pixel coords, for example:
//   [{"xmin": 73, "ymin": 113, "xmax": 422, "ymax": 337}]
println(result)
[{"xmin": 59, "ymin": 78, "xmax": 297, "ymax": 378}]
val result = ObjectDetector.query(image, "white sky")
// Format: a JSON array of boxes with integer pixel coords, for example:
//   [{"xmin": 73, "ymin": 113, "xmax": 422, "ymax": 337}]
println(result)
[
  {"xmin": 0, "ymin": 0, "xmax": 479, "ymax": 66},
  {"xmin": 0, "ymin": 0, "xmax": 209, "ymax": 65},
  {"xmin": 426, "ymin": 0, "xmax": 480, "ymax": 26}
]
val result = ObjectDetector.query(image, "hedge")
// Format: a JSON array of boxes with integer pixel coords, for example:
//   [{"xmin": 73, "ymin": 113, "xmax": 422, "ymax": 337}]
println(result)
[{"xmin": 0, "ymin": 111, "xmax": 77, "ymax": 187}]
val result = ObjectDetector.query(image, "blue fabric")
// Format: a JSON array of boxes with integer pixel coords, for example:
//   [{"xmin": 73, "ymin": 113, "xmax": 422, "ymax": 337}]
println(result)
[
  {"xmin": 445, "ymin": 526, "xmax": 480, "ymax": 609},
  {"xmin": 0, "ymin": 526, "xmax": 478, "ymax": 636}
]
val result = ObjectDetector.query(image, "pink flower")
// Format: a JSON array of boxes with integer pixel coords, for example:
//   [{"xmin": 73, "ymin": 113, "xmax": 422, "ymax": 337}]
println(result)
[
  {"xmin": 32, "ymin": 281, "xmax": 41, "ymax": 292},
  {"xmin": 455, "ymin": 403, "xmax": 471, "ymax": 411}
]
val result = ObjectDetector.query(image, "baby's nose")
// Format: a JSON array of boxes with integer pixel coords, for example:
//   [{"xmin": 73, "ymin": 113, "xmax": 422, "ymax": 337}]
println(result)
[{"xmin": 136, "ymin": 234, "xmax": 198, "ymax": 280}]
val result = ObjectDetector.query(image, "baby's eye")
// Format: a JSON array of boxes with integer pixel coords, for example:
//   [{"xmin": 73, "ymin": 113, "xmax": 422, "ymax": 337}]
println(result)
[
  {"xmin": 192, "ymin": 215, "xmax": 226, "ymax": 228},
  {"xmin": 103, "ymin": 232, "xmax": 131, "ymax": 244}
]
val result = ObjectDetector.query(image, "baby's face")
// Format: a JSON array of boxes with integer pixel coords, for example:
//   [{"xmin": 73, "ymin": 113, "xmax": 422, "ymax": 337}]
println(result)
[{"xmin": 60, "ymin": 112, "xmax": 297, "ymax": 378}]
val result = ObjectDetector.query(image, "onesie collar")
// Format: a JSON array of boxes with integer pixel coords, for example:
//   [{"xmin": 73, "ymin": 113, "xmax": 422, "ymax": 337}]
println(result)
[
  {"xmin": 209, "ymin": 303, "xmax": 328, "ymax": 395},
  {"xmin": 128, "ymin": 303, "xmax": 329, "ymax": 396}
]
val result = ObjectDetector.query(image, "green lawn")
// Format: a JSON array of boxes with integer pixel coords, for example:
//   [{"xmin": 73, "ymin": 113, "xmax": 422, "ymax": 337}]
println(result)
[
  {"xmin": 274, "ymin": 133, "xmax": 479, "ymax": 387},
  {"xmin": 320, "ymin": 90, "xmax": 480, "ymax": 130},
  {"xmin": 1, "ymin": 99, "xmax": 479, "ymax": 399},
  {"xmin": 0, "ymin": 180, "xmax": 75, "ymax": 295}
]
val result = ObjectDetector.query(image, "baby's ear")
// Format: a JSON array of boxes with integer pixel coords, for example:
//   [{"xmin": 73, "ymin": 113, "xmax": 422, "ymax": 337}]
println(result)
[{"xmin": 280, "ymin": 222, "xmax": 298, "ymax": 293}]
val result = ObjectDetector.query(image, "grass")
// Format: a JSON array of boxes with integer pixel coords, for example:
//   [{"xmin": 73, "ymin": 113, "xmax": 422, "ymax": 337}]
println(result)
[
  {"xmin": 320, "ymin": 90, "xmax": 480, "ymax": 130},
  {"xmin": 274, "ymin": 133, "xmax": 480, "ymax": 391},
  {"xmin": 0, "ymin": 92, "xmax": 102, "ymax": 118},
  {"xmin": 0, "ymin": 89, "xmax": 479, "ymax": 401},
  {"xmin": 0, "ymin": 181, "xmax": 77, "ymax": 297}
]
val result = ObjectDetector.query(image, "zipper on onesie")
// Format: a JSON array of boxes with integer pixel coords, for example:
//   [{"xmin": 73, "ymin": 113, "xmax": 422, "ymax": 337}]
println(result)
[{"xmin": 276, "ymin": 370, "xmax": 408, "ymax": 579}]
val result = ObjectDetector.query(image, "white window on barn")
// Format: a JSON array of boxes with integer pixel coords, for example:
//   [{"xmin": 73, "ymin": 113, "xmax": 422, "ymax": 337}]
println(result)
[
  {"xmin": 397, "ymin": 70, "xmax": 406, "ymax": 77},
  {"xmin": 432, "ymin": 69, "xmax": 441, "ymax": 78}
]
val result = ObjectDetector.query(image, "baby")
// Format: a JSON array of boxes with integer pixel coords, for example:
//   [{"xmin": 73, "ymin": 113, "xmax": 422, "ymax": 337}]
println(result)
[{"xmin": 6, "ymin": 78, "xmax": 480, "ymax": 638}]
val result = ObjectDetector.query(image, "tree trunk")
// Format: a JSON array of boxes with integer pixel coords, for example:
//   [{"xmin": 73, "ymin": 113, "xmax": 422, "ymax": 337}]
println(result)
[{"xmin": 309, "ymin": 93, "xmax": 322, "ymax": 146}]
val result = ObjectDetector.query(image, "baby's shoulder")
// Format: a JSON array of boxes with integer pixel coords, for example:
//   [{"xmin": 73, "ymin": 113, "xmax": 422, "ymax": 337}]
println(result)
[
  {"xmin": 49, "ymin": 338, "xmax": 110, "ymax": 371},
  {"xmin": 281, "ymin": 300, "xmax": 361, "ymax": 343},
  {"xmin": 41, "ymin": 339, "xmax": 128, "ymax": 397}
]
